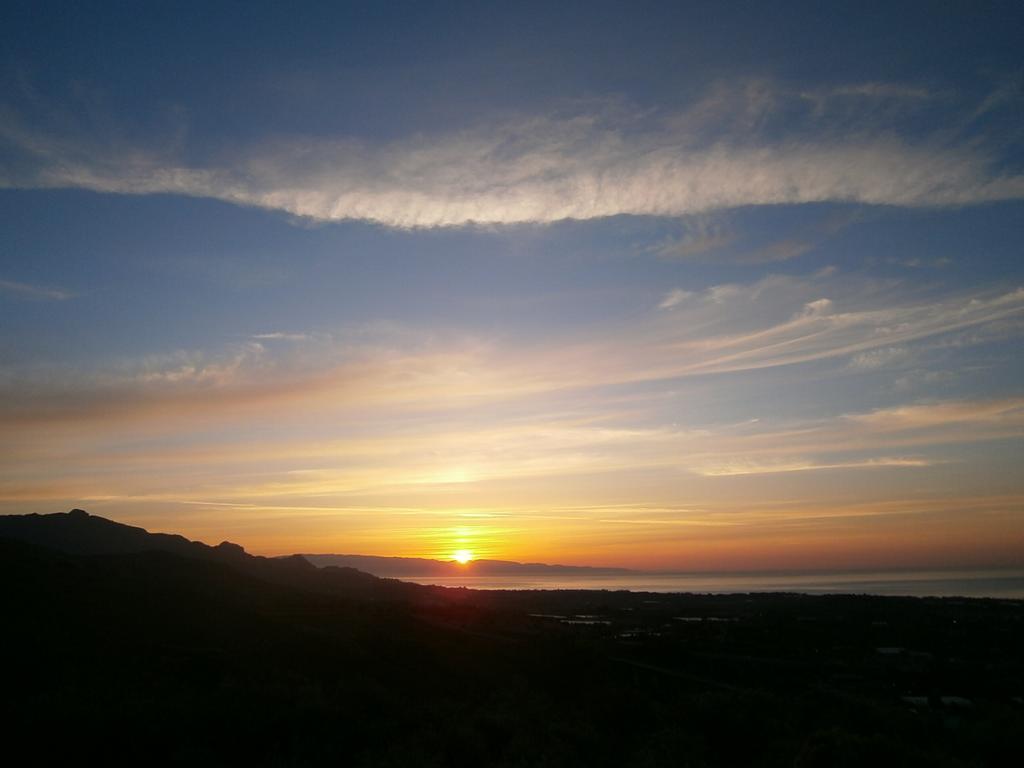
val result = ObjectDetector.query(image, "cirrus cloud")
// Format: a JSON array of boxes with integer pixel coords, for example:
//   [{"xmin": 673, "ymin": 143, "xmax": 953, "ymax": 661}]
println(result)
[{"xmin": 2, "ymin": 81, "xmax": 1022, "ymax": 228}]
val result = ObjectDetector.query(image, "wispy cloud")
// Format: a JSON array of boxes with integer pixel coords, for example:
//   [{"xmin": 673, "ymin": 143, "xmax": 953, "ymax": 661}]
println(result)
[
  {"xmin": 657, "ymin": 288, "xmax": 693, "ymax": 310},
  {"xmin": 847, "ymin": 346, "xmax": 909, "ymax": 370},
  {"xmin": 3, "ymin": 81, "xmax": 1022, "ymax": 227},
  {"xmin": 740, "ymin": 209, "xmax": 862, "ymax": 263},
  {"xmin": 684, "ymin": 399, "xmax": 1024, "ymax": 465},
  {"xmin": 691, "ymin": 456, "xmax": 936, "ymax": 477},
  {"xmin": 647, "ymin": 215, "xmax": 735, "ymax": 260},
  {"xmin": 651, "ymin": 208, "xmax": 861, "ymax": 264},
  {"xmin": 2, "ymin": 274, "xmax": 1022, "ymax": 431},
  {"xmin": 0, "ymin": 278, "xmax": 73, "ymax": 301},
  {"xmin": 251, "ymin": 332, "xmax": 309, "ymax": 341},
  {"xmin": 843, "ymin": 398, "xmax": 1024, "ymax": 432},
  {"xmin": 1, "ymin": 394, "xmax": 1016, "ymax": 505}
]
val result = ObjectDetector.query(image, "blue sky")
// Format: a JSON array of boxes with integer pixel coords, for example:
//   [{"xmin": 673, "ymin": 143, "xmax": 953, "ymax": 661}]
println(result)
[{"xmin": 1, "ymin": 1, "xmax": 1022, "ymax": 568}]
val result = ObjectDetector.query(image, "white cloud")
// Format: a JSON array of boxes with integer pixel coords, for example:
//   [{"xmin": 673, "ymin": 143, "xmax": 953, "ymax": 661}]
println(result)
[
  {"xmin": 252, "ymin": 332, "xmax": 309, "ymax": 341},
  {"xmin": 706, "ymin": 284, "xmax": 744, "ymax": 304},
  {"xmin": 658, "ymin": 288, "xmax": 693, "ymax": 310},
  {"xmin": 3, "ymin": 81, "xmax": 1022, "ymax": 228},
  {"xmin": 2, "ymin": 275, "xmax": 1022, "ymax": 431},
  {"xmin": 802, "ymin": 298, "xmax": 833, "ymax": 315},
  {"xmin": 848, "ymin": 346, "xmax": 908, "ymax": 370}
]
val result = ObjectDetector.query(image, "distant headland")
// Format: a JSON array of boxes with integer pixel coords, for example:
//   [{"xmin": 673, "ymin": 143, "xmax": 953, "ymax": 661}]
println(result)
[{"xmin": 298, "ymin": 553, "xmax": 637, "ymax": 577}]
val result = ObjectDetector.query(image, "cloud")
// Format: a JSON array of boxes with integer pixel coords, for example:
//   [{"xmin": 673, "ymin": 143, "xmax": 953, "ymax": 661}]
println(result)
[
  {"xmin": 3, "ymin": 272, "xmax": 1022, "ymax": 506},
  {"xmin": 3, "ymin": 81, "xmax": 1023, "ymax": 227},
  {"xmin": 658, "ymin": 288, "xmax": 693, "ymax": 310},
  {"xmin": 848, "ymin": 346, "xmax": 908, "ymax": 370},
  {"xmin": 805, "ymin": 83, "xmax": 935, "ymax": 101},
  {"xmin": 0, "ymin": 278, "xmax": 73, "ymax": 301},
  {"xmin": 2, "ymin": 392, "xmax": 1017, "ymax": 508},
  {"xmin": 604, "ymin": 282, "xmax": 1024, "ymax": 387},
  {"xmin": 647, "ymin": 215, "xmax": 735, "ymax": 260},
  {"xmin": 741, "ymin": 208, "xmax": 864, "ymax": 263},
  {"xmin": 688, "ymin": 399, "xmax": 1024, "ymax": 464},
  {"xmin": 650, "ymin": 206, "xmax": 862, "ymax": 265},
  {"xmin": 252, "ymin": 332, "xmax": 309, "ymax": 341},
  {"xmin": 801, "ymin": 297, "xmax": 833, "ymax": 315},
  {"xmin": 843, "ymin": 398, "xmax": 1024, "ymax": 433},
  {"xmin": 706, "ymin": 283, "xmax": 744, "ymax": 304},
  {"xmin": 690, "ymin": 456, "xmax": 935, "ymax": 477},
  {"xmin": 883, "ymin": 256, "xmax": 953, "ymax": 269},
  {"xmin": 2, "ymin": 274, "xmax": 1022, "ymax": 435}
]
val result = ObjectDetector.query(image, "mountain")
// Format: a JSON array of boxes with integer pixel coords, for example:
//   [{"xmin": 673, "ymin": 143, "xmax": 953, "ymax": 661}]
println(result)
[
  {"xmin": 0, "ymin": 507, "xmax": 244, "ymax": 559},
  {"xmin": 0, "ymin": 509, "xmax": 426, "ymax": 601},
  {"xmin": 2, "ymin": 509, "xmax": 1021, "ymax": 766},
  {"xmin": 0, "ymin": 527, "xmax": 526, "ymax": 764},
  {"xmin": 300, "ymin": 552, "xmax": 636, "ymax": 577}
]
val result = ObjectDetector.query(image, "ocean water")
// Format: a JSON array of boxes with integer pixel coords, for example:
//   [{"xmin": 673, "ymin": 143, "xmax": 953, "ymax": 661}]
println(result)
[{"xmin": 391, "ymin": 569, "xmax": 1024, "ymax": 599}]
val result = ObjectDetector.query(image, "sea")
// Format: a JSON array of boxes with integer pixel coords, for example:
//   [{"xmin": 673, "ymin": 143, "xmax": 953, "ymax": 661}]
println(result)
[{"xmin": 390, "ymin": 569, "xmax": 1024, "ymax": 599}]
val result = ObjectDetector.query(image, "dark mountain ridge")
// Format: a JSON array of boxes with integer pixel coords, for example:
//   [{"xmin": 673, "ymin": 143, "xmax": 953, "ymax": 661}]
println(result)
[
  {"xmin": 300, "ymin": 552, "xmax": 636, "ymax": 577},
  {"xmin": 2, "ymin": 509, "xmax": 1022, "ymax": 766},
  {"xmin": 0, "ymin": 508, "xmax": 428, "ymax": 602},
  {"xmin": 0, "ymin": 507, "xmax": 245, "ymax": 559}
]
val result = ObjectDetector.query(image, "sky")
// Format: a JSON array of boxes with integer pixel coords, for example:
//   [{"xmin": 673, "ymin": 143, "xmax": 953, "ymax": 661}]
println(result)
[{"xmin": 1, "ymin": 1, "xmax": 1023, "ymax": 570}]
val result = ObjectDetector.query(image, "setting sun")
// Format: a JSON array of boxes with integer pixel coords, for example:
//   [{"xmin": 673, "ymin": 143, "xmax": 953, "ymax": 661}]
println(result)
[{"xmin": 452, "ymin": 549, "xmax": 474, "ymax": 565}]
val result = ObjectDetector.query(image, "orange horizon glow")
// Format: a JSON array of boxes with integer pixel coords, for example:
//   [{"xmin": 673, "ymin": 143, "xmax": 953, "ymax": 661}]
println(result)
[
  {"xmin": 3, "ymin": 299, "xmax": 1023, "ymax": 573},
  {"xmin": 29, "ymin": 490, "xmax": 1023, "ymax": 574}
]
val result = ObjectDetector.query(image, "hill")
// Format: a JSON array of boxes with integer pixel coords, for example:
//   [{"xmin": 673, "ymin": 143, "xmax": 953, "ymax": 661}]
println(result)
[
  {"xmin": 2, "ymin": 509, "xmax": 1022, "ymax": 766},
  {"xmin": 0, "ymin": 508, "xmax": 428, "ymax": 602},
  {"xmin": 300, "ymin": 552, "xmax": 635, "ymax": 577}
]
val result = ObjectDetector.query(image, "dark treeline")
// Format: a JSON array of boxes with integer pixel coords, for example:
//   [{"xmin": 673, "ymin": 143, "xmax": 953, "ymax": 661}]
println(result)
[{"xmin": 1, "ymin": 511, "xmax": 1022, "ymax": 766}]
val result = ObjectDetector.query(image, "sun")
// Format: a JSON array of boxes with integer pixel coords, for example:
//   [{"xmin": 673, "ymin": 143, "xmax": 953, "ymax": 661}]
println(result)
[{"xmin": 452, "ymin": 549, "xmax": 474, "ymax": 565}]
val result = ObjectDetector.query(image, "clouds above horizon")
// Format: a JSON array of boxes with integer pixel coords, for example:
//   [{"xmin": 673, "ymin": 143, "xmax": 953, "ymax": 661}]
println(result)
[
  {"xmin": 2, "ymin": 269, "xmax": 1022, "ymax": 528},
  {"xmin": 2, "ymin": 271, "xmax": 1021, "ymax": 429},
  {"xmin": 3, "ymin": 381, "xmax": 1021, "ymax": 567},
  {"xmin": 3, "ymin": 80, "xmax": 1023, "ymax": 228}
]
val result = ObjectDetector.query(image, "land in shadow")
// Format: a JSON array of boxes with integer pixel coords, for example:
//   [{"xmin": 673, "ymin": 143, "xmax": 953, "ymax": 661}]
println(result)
[{"xmin": 2, "ymin": 510, "xmax": 1022, "ymax": 766}]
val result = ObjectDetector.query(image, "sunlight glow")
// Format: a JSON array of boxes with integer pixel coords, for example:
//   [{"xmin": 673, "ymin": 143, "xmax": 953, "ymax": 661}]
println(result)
[{"xmin": 452, "ymin": 549, "xmax": 474, "ymax": 564}]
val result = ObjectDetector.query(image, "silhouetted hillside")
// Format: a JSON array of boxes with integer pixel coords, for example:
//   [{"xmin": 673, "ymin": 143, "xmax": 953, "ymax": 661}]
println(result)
[
  {"xmin": 0, "ymin": 508, "xmax": 427, "ymax": 602},
  {"xmin": 1, "ymin": 510, "xmax": 1022, "ymax": 766},
  {"xmin": 0, "ymin": 507, "xmax": 231, "ymax": 557}
]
